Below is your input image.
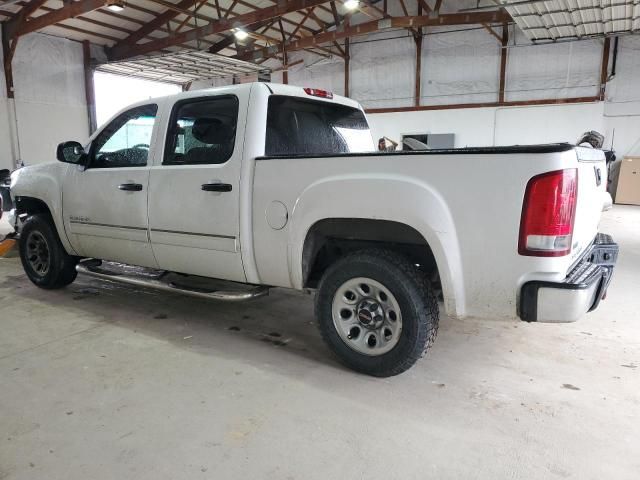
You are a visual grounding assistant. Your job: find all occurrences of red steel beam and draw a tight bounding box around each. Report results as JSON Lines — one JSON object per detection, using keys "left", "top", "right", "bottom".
{"left": 366, "top": 96, "right": 601, "bottom": 114}
{"left": 3, "top": 0, "right": 48, "bottom": 39}
{"left": 83, "top": 40, "right": 97, "bottom": 134}
{"left": 344, "top": 37, "right": 350, "bottom": 97}
{"left": 414, "top": 33, "right": 422, "bottom": 106}
{"left": 498, "top": 23, "right": 508, "bottom": 103}
{"left": 599, "top": 37, "right": 611, "bottom": 101}
{"left": 414, "top": 2, "right": 424, "bottom": 107}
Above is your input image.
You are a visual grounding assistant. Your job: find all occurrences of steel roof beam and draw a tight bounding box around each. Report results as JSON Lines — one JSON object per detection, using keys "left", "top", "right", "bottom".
{"left": 113, "top": 0, "right": 201, "bottom": 48}
{"left": 15, "top": 0, "right": 110, "bottom": 37}
{"left": 108, "top": 0, "right": 334, "bottom": 60}
{"left": 236, "top": 10, "right": 513, "bottom": 61}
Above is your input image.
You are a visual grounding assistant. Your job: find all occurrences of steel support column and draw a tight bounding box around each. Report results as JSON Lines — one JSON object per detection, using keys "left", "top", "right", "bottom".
{"left": 499, "top": 23, "right": 508, "bottom": 103}
{"left": 344, "top": 37, "right": 350, "bottom": 97}
{"left": 599, "top": 37, "right": 611, "bottom": 101}
{"left": 82, "top": 40, "right": 97, "bottom": 134}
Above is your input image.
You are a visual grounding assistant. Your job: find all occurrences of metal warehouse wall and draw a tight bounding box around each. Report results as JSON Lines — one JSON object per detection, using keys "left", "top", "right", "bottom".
{"left": 269, "top": 32, "right": 640, "bottom": 157}
{"left": 0, "top": 33, "right": 89, "bottom": 170}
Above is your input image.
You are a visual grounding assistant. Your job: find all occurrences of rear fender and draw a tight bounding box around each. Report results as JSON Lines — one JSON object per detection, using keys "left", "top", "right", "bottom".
{"left": 288, "top": 174, "right": 466, "bottom": 318}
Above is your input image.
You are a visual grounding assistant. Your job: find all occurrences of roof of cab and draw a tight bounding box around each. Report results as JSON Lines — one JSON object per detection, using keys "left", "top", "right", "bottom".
{"left": 94, "top": 82, "right": 364, "bottom": 138}
{"left": 163, "top": 82, "right": 363, "bottom": 111}
{"left": 261, "top": 83, "right": 363, "bottom": 110}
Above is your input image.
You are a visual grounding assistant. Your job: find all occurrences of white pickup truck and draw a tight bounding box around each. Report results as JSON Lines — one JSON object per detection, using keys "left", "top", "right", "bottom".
{"left": 4, "top": 82, "right": 618, "bottom": 376}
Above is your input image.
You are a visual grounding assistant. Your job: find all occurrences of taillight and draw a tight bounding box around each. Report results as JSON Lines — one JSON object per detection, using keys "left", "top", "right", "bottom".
{"left": 518, "top": 168, "right": 578, "bottom": 257}
{"left": 303, "top": 87, "right": 333, "bottom": 99}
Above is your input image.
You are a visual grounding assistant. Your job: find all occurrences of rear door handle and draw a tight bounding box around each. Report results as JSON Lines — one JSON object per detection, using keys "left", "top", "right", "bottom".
{"left": 118, "top": 183, "right": 143, "bottom": 191}
{"left": 201, "top": 183, "right": 232, "bottom": 192}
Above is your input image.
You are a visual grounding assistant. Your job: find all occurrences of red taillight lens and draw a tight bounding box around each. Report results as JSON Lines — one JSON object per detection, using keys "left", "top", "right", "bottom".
{"left": 518, "top": 168, "right": 578, "bottom": 257}
{"left": 303, "top": 87, "right": 333, "bottom": 99}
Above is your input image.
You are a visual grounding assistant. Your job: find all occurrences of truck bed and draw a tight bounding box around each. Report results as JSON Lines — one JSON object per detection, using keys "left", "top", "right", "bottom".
{"left": 251, "top": 143, "right": 607, "bottom": 321}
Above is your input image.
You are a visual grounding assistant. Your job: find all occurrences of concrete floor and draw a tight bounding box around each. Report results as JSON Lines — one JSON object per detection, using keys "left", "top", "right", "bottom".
{"left": 0, "top": 207, "right": 638, "bottom": 480}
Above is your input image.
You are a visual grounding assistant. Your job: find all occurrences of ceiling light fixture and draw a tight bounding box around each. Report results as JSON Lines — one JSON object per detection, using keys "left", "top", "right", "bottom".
{"left": 107, "top": 1, "right": 125, "bottom": 12}
{"left": 234, "top": 29, "right": 249, "bottom": 41}
{"left": 344, "top": 0, "right": 359, "bottom": 10}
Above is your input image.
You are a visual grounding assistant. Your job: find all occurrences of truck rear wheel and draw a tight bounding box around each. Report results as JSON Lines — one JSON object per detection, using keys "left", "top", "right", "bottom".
{"left": 19, "top": 214, "right": 78, "bottom": 289}
{"left": 315, "top": 249, "right": 439, "bottom": 377}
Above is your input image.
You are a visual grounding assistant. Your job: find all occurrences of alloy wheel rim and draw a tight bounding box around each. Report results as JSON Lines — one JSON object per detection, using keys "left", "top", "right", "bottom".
{"left": 331, "top": 277, "right": 403, "bottom": 356}
{"left": 26, "top": 231, "right": 50, "bottom": 277}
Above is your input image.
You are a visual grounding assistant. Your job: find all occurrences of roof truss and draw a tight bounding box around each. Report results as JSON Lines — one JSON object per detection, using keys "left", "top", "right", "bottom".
{"left": 108, "top": 0, "right": 338, "bottom": 60}
{"left": 1, "top": 1, "right": 515, "bottom": 69}
{"left": 236, "top": 9, "right": 512, "bottom": 62}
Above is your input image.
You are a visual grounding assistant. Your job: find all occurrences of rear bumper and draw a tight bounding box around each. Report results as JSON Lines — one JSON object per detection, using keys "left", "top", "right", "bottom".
{"left": 520, "top": 233, "right": 618, "bottom": 323}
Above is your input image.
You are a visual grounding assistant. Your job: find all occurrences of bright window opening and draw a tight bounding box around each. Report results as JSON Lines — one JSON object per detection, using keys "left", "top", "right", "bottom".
{"left": 94, "top": 72, "right": 180, "bottom": 128}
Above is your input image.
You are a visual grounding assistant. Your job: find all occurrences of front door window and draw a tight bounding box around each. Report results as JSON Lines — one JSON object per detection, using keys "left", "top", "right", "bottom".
{"left": 90, "top": 104, "right": 158, "bottom": 168}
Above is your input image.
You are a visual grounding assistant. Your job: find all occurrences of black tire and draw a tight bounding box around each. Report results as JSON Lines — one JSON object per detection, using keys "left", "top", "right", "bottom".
{"left": 19, "top": 214, "right": 78, "bottom": 289}
{"left": 315, "top": 249, "right": 439, "bottom": 377}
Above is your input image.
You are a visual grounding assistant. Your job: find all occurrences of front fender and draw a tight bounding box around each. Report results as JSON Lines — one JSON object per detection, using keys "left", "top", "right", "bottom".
{"left": 288, "top": 174, "right": 466, "bottom": 318}
{"left": 10, "top": 163, "right": 77, "bottom": 255}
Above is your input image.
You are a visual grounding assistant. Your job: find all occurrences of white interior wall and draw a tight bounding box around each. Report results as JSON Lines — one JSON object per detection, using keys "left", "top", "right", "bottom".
{"left": 506, "top": 29, "right": 602, "bottom": 101}
{"left": 350, "top": 32, "right": 415, "bottom": 109}
{"left": 274, "top": 43, "right": 344, "bottom": 96}
{"left": 0, "top": 36, "right": 14, "bottom": 171}
{"left": 368, "top": 107, "right": 495, "bottom": 147}
{"left": 0, "top": 33, "right": 89, "bottom": 169}
{"left": 601, "top": 36, "right": 640, "bottom": 155}
{"left": 422, "top": 28, "right": 500, "bottom": 105}
{"left": 494, "top": 102, "right": 605, "bottom": 145}
{"left": 280, "top": 25, "right": 605, "bottom": 108}
{"left": 367, "top": 101, "right": 605, "bottom": 148}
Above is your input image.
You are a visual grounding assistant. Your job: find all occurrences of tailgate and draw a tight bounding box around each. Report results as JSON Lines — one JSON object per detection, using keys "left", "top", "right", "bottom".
{"left": 571, "top": 146, "right": 609, "bottom": 262}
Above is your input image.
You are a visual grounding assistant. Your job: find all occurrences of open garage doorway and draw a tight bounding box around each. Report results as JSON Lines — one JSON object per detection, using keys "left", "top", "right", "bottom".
{"left": 94, "top": 72, "right": 180, "bottom": 128}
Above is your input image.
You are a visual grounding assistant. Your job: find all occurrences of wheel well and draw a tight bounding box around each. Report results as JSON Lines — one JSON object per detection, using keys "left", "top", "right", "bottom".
{"left": 302, "top": 218, "right": 440, "bottom": 289}
{"left": 15, "top": 196, "right": 53, "bottom": 218}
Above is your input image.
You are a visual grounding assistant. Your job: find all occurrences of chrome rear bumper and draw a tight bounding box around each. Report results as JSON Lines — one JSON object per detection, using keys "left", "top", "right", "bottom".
{"left": 519, "top": 233, "right": 618, "bottom": 323}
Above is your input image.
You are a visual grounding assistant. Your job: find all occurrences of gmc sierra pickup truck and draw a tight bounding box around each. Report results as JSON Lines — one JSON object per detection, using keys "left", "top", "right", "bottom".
{"left": 4, "top": 82, "right": 618, "bottom": 376}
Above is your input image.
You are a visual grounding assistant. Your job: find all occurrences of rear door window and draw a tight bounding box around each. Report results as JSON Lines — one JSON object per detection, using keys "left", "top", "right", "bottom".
{"left": 164, "top": 95, "right": 239, "bottom": 165}
{"left": 265, "top": 96, "right": 373, "bottom": 156}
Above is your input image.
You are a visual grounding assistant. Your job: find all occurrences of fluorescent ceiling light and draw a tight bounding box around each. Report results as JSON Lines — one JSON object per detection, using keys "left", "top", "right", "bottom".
{"left": 234, "top": 29, "right": 249, "bottom": 41}
{"left": 107, "top": 1, "right": 125, "bottom": 12}
{"left": 344, "top": 0, "right": 359, "bottom": 10}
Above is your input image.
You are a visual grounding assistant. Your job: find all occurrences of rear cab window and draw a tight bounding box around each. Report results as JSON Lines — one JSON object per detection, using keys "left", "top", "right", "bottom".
{"left": 265, "top": 95, "right": 374, "bottom": 156}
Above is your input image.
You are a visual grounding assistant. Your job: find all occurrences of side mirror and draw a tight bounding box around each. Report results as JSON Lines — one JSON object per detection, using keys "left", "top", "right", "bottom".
{"left": 56, "top": 141, "right": 87, "bottom": 165}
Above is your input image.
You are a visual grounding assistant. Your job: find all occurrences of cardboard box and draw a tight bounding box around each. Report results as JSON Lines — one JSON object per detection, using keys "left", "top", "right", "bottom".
{"left": 615, "top": 156, "right": 640, "bottom": 206}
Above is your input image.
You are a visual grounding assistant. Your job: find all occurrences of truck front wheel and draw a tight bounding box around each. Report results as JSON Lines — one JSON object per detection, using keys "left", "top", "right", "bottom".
{"left": 19, "top": 214, "right": 78, "bottom": 289}
{"left": 315, "top": 249, "right": 439, "bottom": 377}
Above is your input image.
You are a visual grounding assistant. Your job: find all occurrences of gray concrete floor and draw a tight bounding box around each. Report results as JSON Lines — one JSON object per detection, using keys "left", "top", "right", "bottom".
{"left": 0, "top": 207, "right": 638, "bottom": 480}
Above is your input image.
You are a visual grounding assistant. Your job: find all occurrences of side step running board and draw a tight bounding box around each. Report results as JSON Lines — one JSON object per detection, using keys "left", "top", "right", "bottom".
{"left": 76, "top": 260, "right": 269, "bottom": 302}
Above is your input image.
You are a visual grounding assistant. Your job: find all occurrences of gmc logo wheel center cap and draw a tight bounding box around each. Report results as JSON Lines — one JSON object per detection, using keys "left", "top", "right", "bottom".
{"left": 356, "top": 300, "right": 383, "bottom": 329}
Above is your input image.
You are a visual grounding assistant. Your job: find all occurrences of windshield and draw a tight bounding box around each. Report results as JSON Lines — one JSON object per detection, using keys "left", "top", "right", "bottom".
{"left": 265, "top": 95, "right": 374, "bottom": 156}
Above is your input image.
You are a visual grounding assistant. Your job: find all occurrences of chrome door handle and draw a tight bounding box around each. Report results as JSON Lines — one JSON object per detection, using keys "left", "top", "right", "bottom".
{"left": 118, "top": 183, "right": 143, "bottom": 191}
{"left": 201, "top": 183, "right": 232, "bottom": 192}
